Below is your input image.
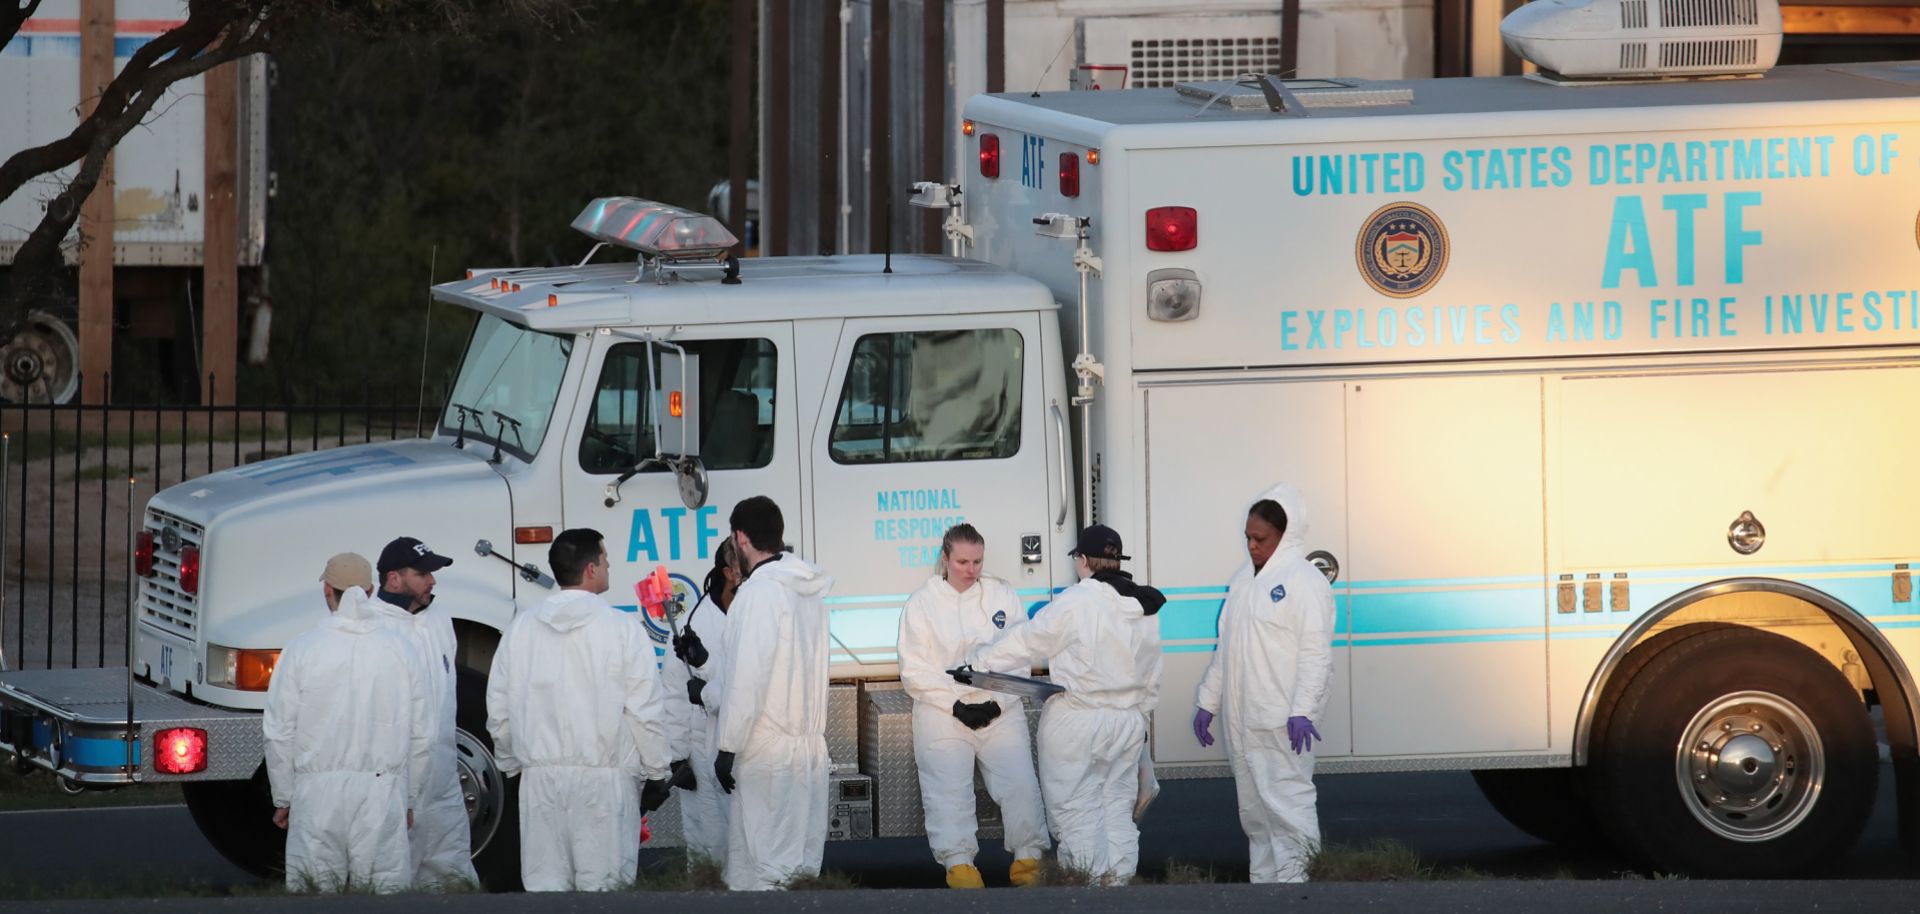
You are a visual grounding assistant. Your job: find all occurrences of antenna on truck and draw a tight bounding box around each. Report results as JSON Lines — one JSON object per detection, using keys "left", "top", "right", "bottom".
{"left": 415, "top": 245, "right": 436, "bottom": 438}
{"left": 1031, "top": 31, "right": 1074, "bottom": 97}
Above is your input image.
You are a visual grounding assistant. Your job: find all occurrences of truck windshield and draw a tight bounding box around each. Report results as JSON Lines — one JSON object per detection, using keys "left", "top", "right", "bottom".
{"left": 438, "top": 315, "right": 572, "bottom": 460}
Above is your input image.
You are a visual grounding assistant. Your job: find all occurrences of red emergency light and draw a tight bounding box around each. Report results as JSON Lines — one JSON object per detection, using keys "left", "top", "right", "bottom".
{"left": 979, "top": 133, "right": 1001, "bottom": 178}
{"left": 1145, "top": 206, "right": 1198, "bottom": 252}
{"left": 1059, "top": 152, "right": 1081, "bottom": 198}
{"left": 134, "top": 531, "right": 155, "bottom": 577}
{"left": 178, "top": 545, "right": 201, "bottom": 595}
{"left": 154, "top": 727, "right": 209, "bottom": 775}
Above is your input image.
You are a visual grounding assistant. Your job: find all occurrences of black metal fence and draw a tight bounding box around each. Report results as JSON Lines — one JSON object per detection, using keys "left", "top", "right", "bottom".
{"left": 0, "top": 378, "right": 432, "bottom": 671}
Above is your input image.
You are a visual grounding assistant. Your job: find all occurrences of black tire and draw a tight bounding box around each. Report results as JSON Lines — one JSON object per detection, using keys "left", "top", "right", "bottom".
{"left": 456, "top": 664, "right": 522, "bottom": 892}
{"left": 1470, "top": 767, "right": 1605, "bottom": 848}
{"left": 182, "top": 763, "right": 286, "bottom": 878}
{"left": 1589, "top": 627, "right": 1875, "bottom": 877}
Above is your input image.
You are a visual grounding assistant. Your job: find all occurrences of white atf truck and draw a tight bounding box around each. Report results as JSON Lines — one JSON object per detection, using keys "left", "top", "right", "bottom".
{"left": 4, "top": 1, "right": 1920, "bottom": 885}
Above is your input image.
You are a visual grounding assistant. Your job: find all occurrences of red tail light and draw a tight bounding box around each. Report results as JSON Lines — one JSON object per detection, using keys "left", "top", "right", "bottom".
{"left": 979, "top": 133, "right": 1001, "bottom": 178}
{"left": 134, "top": 531, "right": 155, "bottom": 577}
{"left": 1059, "top": 152, "right": 1081, "bottom": 198}
{"left": 1145, "top": 206, "right": 1198, "bottom": 252}
{"left": 178, "top": 545, "right": 201, "bottom": 595}
{"left": 154, "top": 727, "right": 209, "bottom": 775}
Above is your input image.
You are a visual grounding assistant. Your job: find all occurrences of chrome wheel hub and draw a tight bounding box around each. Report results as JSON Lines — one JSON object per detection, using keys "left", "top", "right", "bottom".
{"left": 454, "top": 728, "right": 507, "bottom": 855}
{"left": 1676, "top": 690, "right": 1823, "bottom": 842}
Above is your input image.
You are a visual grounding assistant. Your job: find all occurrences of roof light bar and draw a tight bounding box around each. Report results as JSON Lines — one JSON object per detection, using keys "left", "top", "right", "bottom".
{"left": 571, "top": 197, "right": 739, "bottom": 263}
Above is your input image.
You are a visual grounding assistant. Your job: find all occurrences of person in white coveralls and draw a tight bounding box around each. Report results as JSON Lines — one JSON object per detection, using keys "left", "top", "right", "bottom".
{"left": 898, "top": 523, "right": 1051, "bottom": 888}
{"left": 1191, "top": 483, "right": 1337, "bottom": 884}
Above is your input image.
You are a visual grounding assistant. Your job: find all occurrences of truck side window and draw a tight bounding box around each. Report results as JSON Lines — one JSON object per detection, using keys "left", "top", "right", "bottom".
{"left": 579, "top": 338, "right": 778, "bottom": 475}
{"left": 829, "top": 328, "right": 1023, "bottom": 464}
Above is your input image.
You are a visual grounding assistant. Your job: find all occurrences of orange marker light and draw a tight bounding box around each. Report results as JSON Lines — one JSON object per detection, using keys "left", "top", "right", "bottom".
{"left": 962, "top": 119, "right": 976, "bottom": 136}
{"left": 547, "top": 294, "right": 558, "bottom": 307}
{"left": 1087, "top": 148, "right": 1101, "bottom": 166}
{"left": 511, "top": 282, "right": 522, "bottom": 293}
{"left": 668, "top": 391, "right": 684, "bottom": 418}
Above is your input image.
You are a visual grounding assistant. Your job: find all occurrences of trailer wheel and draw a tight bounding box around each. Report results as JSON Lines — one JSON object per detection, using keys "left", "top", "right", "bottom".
{"left": 1470, "top": 767, "right": 1604, "bottom": 848}
{"left": 182, "top": 764, "right": 286, "bottom": 879}
{"left": 456, "top": 665, "right": 521, "bottom": 891}
{"left": 0, "top": 309, "right": 80, "bottom": 404}
{"left": 1590, "top": 627, "right": 1874, "bottom": 877}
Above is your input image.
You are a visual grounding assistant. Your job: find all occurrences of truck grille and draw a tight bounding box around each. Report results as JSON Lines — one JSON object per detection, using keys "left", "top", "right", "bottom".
{"left": 138, "top": 510, "right": 203, "bottom": 640}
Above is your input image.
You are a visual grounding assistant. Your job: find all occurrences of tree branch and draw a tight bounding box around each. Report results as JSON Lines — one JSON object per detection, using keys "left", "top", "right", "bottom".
{"left": 2, "top": 0, "right": 48, "bottom": 52}
{"left": 2, "top": 9, "right": 273, "bottom": 315}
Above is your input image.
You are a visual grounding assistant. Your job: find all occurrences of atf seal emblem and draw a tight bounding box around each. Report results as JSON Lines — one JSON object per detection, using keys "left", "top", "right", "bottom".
{"left": 1356, "top": 202, "right": 1449, "bottom": 298}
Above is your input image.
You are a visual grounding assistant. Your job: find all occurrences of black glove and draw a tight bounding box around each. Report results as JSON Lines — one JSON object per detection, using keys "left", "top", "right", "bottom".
{"left": 952, "top": 699, "right": 1004, "bottom": 731}
{"left": 947, "top": 665, "right": 975, "bottom": 686}
{"left": 641, "top": 777, "right": 672, "bottom": 813}
{"left": 673, "top": 628, "right": 709, "bottom": 668}
{"left": 715, "top": 750, "right": 737, "bottom": 794}
{"left": 687, "top": 676, "right": 707, "bottom": 707}
{"left": 669, "top": 757, "right": 697, "bottom": 792}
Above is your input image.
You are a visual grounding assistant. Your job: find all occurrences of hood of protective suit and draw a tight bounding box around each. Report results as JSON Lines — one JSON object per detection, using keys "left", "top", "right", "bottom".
{"left": 753, "top": 553, "right": 834, "bottom": 597}
{"left": 1091, "top": 570, "right": 1165, "bottom": 616}
{"left": 1254, "top": 482, "right": 1310, "bottom": 563}
{"left": 330, "top": 586, "right": 385, "bottom": 633}
{"left": 535, "top": 589, "right": 606, "bottom": 633}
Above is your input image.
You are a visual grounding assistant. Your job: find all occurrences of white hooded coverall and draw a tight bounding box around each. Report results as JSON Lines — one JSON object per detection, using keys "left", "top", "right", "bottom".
{"left": 898, "top": 574, "right": 1051, "bottom": 868}
{"left": 714, "top": 553, "right": 834, "bottom": 891}
{"left": 485, "top": 588, "right": 673, "bottom": 891}
{"left": 264, "top": 586, "right": 433, "bottom": 893}
{"left": 659, "top": 593, "right": 732, "bottom": 864}
{"left": 364, "top": 593, "right": 479, "bottom": 887}
{"left": 1195, "top": 483, "right": 1337, "bottom": 883}
{"left": 970, "top": 576, "right": 1162, "bottom": 883}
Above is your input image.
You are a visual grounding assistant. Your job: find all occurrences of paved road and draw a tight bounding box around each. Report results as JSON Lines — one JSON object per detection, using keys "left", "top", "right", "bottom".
{"left": 0, "top": 764, "right": 1912, "bottom": 899}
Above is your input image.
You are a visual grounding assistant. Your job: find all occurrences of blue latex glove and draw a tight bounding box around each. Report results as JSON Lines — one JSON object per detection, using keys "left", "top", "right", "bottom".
{"left": 1287, "top": 716, "right": 1321, "bottom": 754}
{"left": 1193, "top": 708, "right": 1216, "bottom": 747}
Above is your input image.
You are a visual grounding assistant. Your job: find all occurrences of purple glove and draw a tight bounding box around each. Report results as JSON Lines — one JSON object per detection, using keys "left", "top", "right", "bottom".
{"left": 1287, "top": 716, "right": 1321, "bottom": 754}
{"left": 1193, "top": 708, "right": 1215, "bottom": 747}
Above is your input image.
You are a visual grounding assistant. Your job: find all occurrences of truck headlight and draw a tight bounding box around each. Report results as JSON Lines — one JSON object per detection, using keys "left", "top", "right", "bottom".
{"left": 206, "top": 645, "right": 279, "bottom": 691}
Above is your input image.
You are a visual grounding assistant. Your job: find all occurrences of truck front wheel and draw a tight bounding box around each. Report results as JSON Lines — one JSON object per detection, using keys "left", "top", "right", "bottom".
{"left": 182, "top": 764, "right": 286, "bottom": 879}
{"left": 456, "top": 665, "right": 521, "bottom": 891}
{"left": 1589, "top": 627, "right": 1875, "bottom": 876}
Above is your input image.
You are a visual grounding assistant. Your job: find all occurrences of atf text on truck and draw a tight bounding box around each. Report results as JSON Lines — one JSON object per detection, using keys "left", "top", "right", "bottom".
{"left": 4, "top": 3, "right": 1920, "bottom": 884}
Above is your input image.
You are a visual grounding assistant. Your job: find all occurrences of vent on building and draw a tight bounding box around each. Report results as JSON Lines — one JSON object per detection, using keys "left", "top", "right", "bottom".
{"left": 1132, "top": 37, "right": 1285, "bottom": 89}
{"left": 1620, "top": 42, "right": 1648, "bottom": 68}
{"left": 1621, "top": 1, "right": 1649, "bottom": 28}
{"left": 1659, "top": 37, "right": 1759, "bottom": 67}
{"left": 1659, "top": 0, "right": 1760, "bottom": 27}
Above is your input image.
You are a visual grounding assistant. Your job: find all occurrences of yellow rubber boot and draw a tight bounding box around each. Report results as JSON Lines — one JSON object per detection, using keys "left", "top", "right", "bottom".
{"left": 1009, "top": 858, "right": 1042, "bottom": 887}
{"left": 946, "top": 864, "right": 986, "bottom": 889}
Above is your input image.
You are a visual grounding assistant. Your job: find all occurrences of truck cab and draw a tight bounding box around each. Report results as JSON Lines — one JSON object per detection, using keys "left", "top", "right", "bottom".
{"left": 57, "top": 201, "right": 1079, "bottom": 883}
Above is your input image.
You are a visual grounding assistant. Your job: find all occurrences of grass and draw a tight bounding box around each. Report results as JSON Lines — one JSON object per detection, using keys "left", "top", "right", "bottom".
{"left": 0, "top": 761, "right": 183, "bottom": 812}
{"left": 1307, "top": 839, "right": 1490, "bottom": 882}
{"left": 630, "top": 852, "right": 728, "bottom": 891}
{"left": 783, "top": 869, "right": 861, "bottom": 890}
{"left": 66, "top": 463, "right": 150, "bottom": 482}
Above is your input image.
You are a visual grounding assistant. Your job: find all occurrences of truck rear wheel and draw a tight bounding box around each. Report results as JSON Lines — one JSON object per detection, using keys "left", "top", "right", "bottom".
{"left": 1589, "top": 627, "right": 1875, "bottom": 877}
{"left": 1469, "top": 767, "right": 1603, "bottom": 848}
{"left": 456, "top": 665, "right": 521, "bottom": 891}
{"left": 182, "top": 764, "right": 286, "bottom": 879}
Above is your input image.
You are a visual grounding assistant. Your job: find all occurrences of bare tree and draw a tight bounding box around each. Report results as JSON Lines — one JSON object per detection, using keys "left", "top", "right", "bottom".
{"left": 0, "top": 0, "right": 582, "bottom": 325}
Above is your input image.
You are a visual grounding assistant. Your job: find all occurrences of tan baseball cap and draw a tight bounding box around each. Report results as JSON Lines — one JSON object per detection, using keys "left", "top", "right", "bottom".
{"left": 319, "top": 553, "right": 374, "bottom": 593}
